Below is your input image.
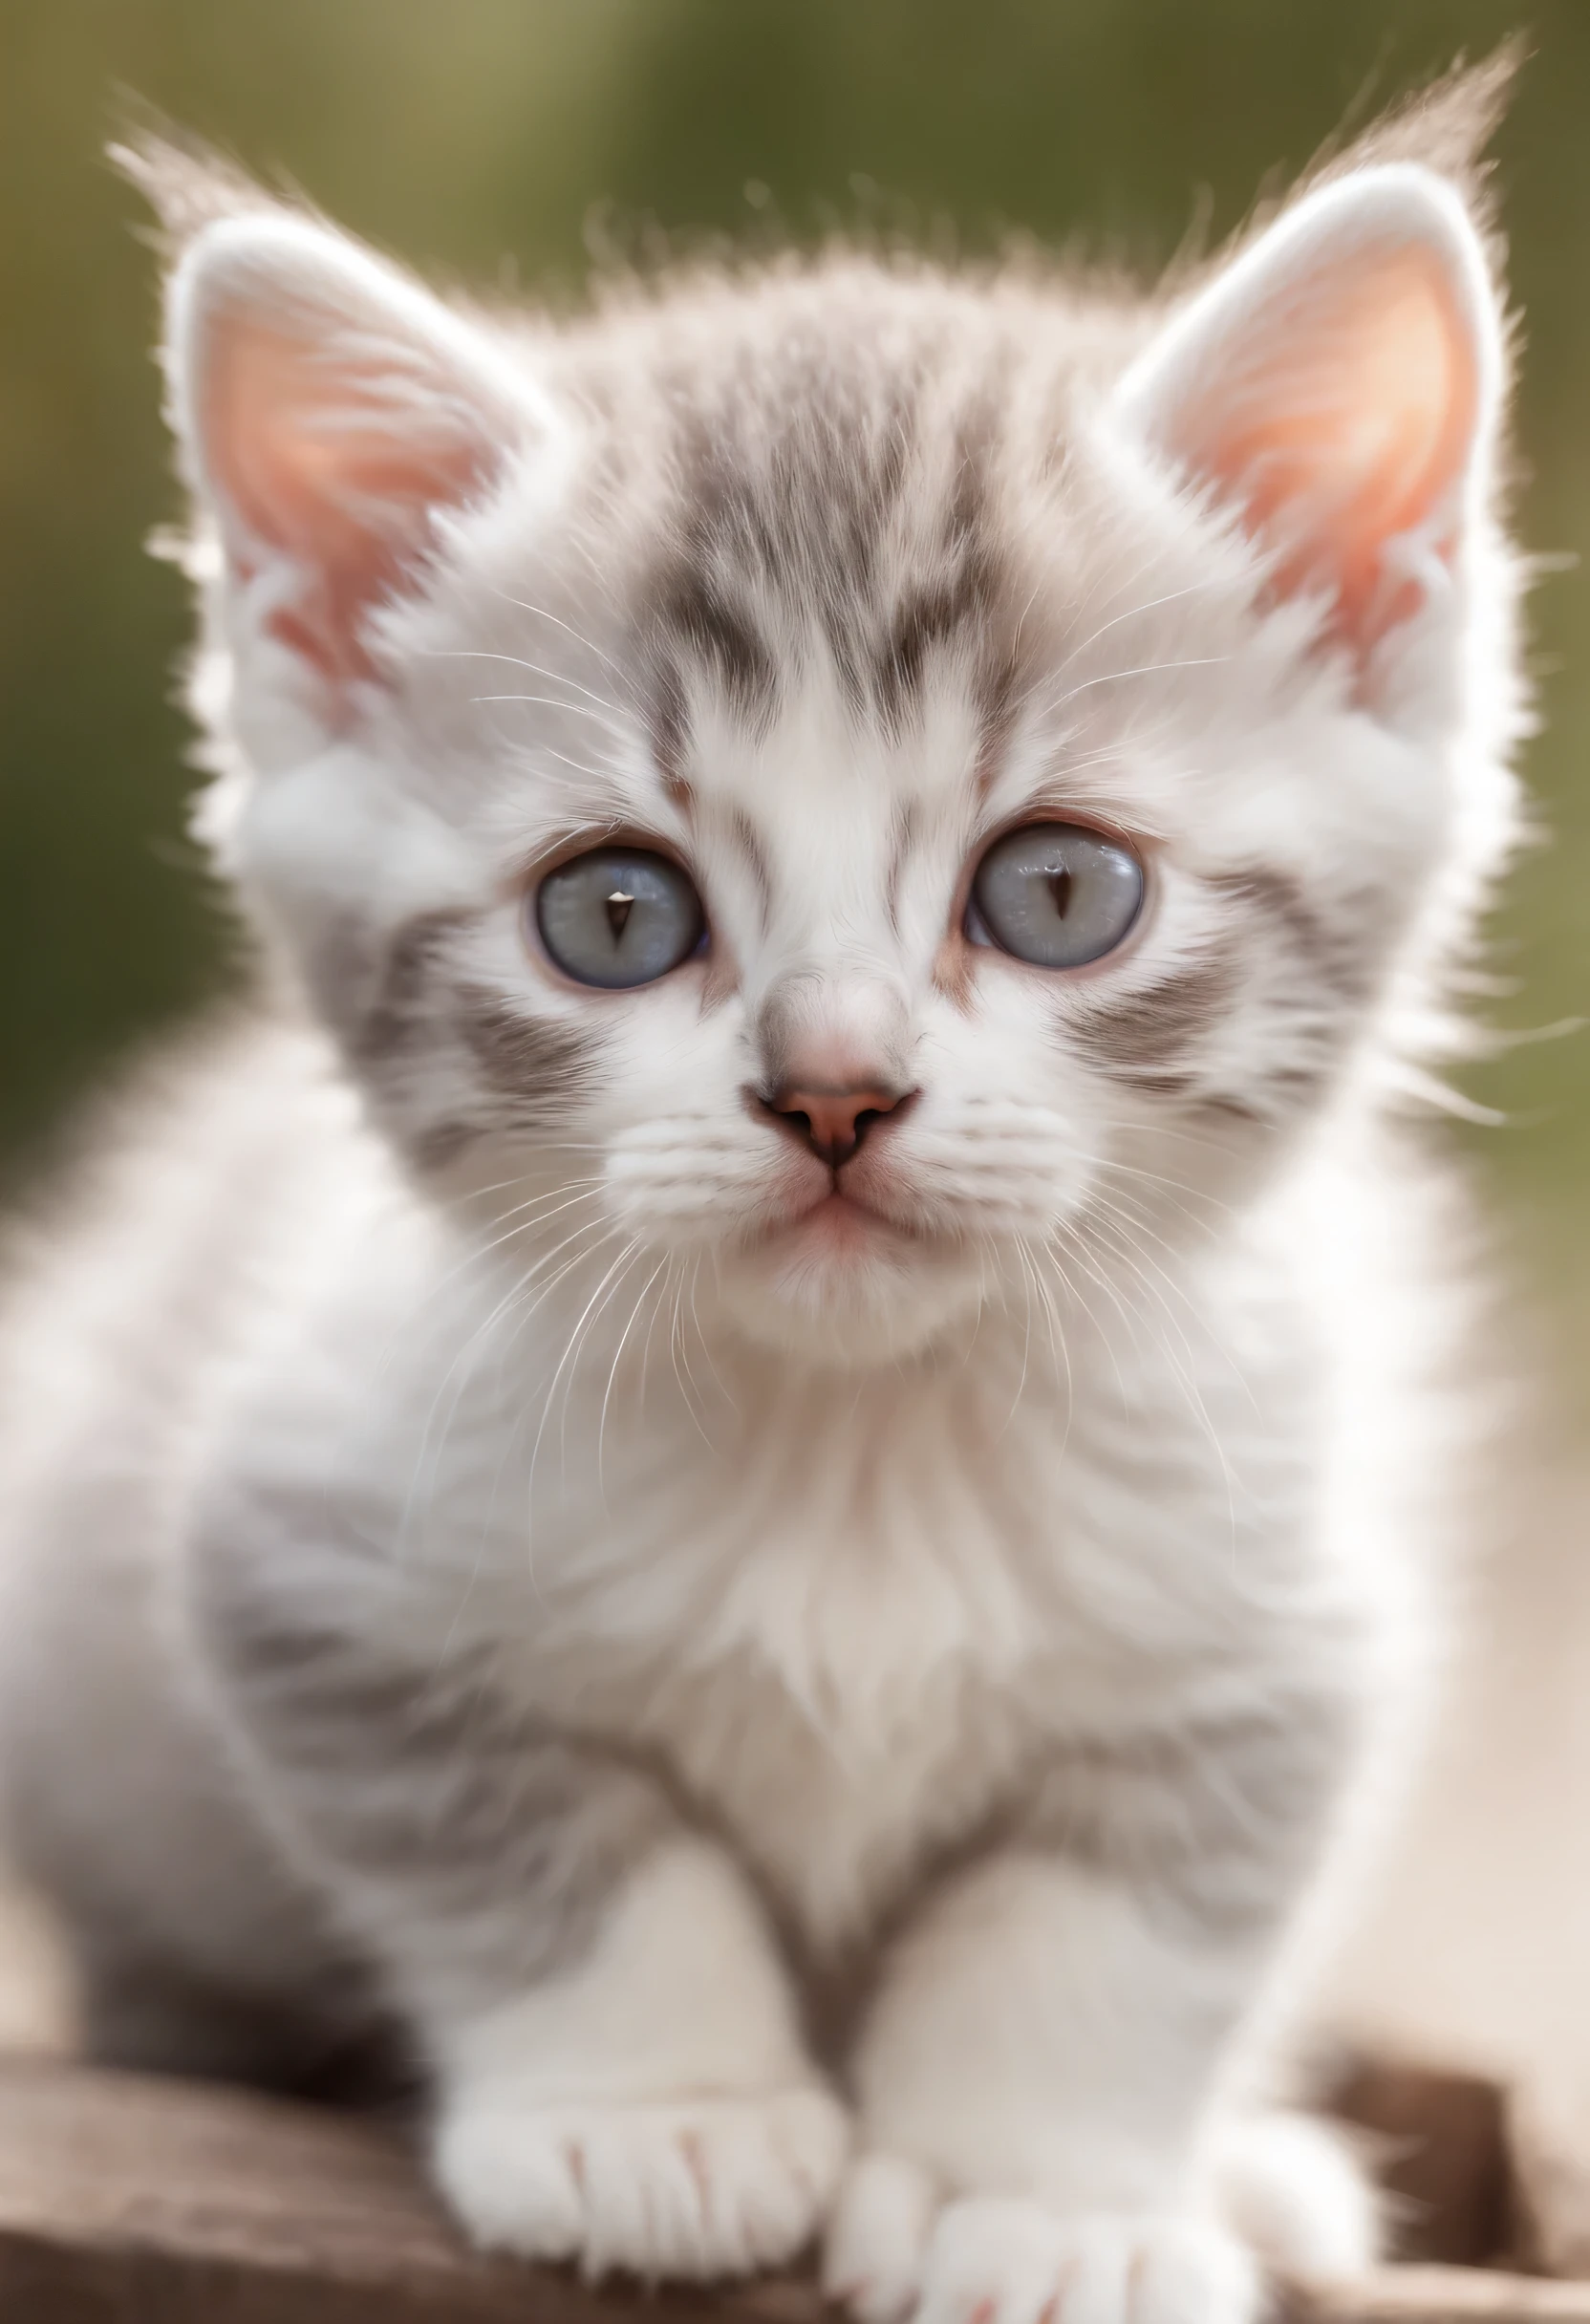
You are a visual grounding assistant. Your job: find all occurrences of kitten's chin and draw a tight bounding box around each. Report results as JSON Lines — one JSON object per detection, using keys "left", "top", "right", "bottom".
{"left": 712, "top": 1200, "right": 985, "bottom": 1366}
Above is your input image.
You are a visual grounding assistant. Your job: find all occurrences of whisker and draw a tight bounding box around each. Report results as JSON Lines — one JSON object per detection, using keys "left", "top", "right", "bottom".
{"left": 484, "top": 592, "right": 632, "bottom": 687}
{"left": 1071, "top": 1215, "right": 1247, "bottom": 1550}
{"left": 597, "top": 1255, "right": 671, "bottom": 1492}
{"left": 1055, "top": 571, "right": 1230, "bottom": 679}
{"left": 399, "top": 1211, "right": 618, "bottom": 1560}
{"left": 472, "top": 691, "right": 626, "bottom": 727}
{"left": 523, "top": 1235, "right": 643, "bottom": 1518}
{"left": 559, "top": 1238, "right": 649, "bottom": 1504}
{"left": 1047, "top": 653, "right": 1232, "bottom": 717}
{"left": 423, "top": 643, "right": 624, "bottom": 717}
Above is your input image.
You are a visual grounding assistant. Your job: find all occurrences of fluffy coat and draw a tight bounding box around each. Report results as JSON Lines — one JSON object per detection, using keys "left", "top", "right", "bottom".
{"left": 0, "top": 68, "right": 1524, "bottom": 2324}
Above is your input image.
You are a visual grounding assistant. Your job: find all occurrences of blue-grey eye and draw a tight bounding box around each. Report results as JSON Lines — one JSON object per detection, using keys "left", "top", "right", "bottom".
{"left": 969, "top": 822, "right": 1144, "bottom": 969}
{"left": 535, "top": 848, "right": 705, "bottom": 989}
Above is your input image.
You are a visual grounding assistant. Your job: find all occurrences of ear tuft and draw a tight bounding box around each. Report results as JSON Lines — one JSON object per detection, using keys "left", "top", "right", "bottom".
{"left": 163, "top": 206, "right": 541, "bottom": 694}
{"left": 1296, "top": 44, "right": 1519, "bottom": 214}
{"left": 1116, "top": 164, "right": 1502, "bottom": 657}
{"left": 112, "top": 128, "right": 276, "bottom": 251}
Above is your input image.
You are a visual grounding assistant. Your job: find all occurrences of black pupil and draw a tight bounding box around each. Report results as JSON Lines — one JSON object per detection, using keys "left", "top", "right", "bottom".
{"left": 605, "top": 889, "right": 635, "bottom": 941}
{"left": 1047, "top": 868, "right": 1072, "bottom": 918}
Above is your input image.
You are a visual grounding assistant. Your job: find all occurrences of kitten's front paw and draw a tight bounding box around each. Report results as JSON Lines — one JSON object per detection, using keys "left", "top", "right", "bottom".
{"left": 1210, "top": 2112, "right": 1378, "bottom": 2281}
{"left": 434, "top": 2083, "right": 849, "bottom": 2280}
{"left": 826, "top": 2161, "right": 1258, "bottom": 2324}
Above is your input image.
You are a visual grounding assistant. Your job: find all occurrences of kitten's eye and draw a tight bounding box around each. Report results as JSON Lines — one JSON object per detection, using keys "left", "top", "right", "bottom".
{"left": 535, "top": 848, "right": 705, "bottom": 989}
{"left": 969, "top": 822, "right": 1144, "bottom": 969}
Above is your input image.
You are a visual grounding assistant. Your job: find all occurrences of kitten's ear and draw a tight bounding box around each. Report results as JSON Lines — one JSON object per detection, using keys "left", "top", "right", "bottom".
{"left": 1114, "top": 164, "right": 1501, "bottom": 656}
{"left": 165, "top": 210, "right": 547, "bottom": 697}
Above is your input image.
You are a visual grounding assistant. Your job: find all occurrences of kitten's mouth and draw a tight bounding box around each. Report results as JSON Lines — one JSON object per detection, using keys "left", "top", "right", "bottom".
{"left": 777, "top": 1185, "right": 922, "bottom": 1255}
{"left": 723, "top": 1178, "right": 976, "bottom": 1355}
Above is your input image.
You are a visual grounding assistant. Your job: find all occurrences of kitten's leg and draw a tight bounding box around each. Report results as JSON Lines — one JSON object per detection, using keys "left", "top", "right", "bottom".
{"left": 827, "top": 1716, "right": 1370, "bottom": 2324}
{"left": 430, "top": 1840, "right": 847, "bottom": 2276}
{"left": 193, "top": 1542, "right": 847, "bottom": 2279}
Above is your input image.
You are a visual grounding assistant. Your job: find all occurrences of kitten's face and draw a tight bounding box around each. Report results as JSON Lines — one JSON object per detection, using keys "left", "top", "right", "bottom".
{"left": 159, "top": 164, "right": 1513, "bottom": 1366}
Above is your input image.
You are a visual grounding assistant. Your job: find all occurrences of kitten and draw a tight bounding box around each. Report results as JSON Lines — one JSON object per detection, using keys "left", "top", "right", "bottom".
{"left": 0, "top": 67, "right": 1524, "bottom": 2324}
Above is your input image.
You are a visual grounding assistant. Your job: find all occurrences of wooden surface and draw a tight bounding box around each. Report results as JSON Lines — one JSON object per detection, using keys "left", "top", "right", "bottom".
{"left": 0, "top": 2056, "right": 641, "bottom": 2321}
{"left": 1, "top": 2056, "right": 1587, "bottom": 2324}
{"left": 1304, "top": 2272, "right": 1590, "bottom": 2323}
{"left": 1327, "top": 2058, "right": 1515, "bottom": 2268}
{"left": 1511, "top": 2079, "right": 1590, "bottom": 2279}
{"left": 0, "top": 2057, "right": 820, "bottom": 2323}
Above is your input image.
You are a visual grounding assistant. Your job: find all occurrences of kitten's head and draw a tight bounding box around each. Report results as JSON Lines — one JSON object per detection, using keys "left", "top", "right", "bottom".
{"left": 138, "top": 92, "right": 1520, "bottom": 1366}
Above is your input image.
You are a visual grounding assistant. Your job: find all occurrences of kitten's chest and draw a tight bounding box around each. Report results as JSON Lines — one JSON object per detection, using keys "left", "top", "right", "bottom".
{"left": 487, "top": 1358, "right": 1318, "bottom": 1953}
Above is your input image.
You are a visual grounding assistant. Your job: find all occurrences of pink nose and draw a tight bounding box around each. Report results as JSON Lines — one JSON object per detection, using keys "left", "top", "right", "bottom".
{"left": 766, "top": 1083, "right": 911, "bottom": 1168}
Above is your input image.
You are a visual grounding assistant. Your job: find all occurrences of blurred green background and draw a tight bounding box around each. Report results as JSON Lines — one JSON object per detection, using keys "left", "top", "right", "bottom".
{"left": 1, "top": 2, "right": 1585, "bottom": 1381}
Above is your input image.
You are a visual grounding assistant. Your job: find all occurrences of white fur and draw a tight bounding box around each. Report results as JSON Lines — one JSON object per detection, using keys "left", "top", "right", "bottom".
{"left": 824, "top": 2118, "right": 1374, "bottom": 2324}
{"left": 1208, "top": 2114, "right": 1379, "bottom": 2282}
{"left": 831, "top": 2184, "right": 1260, "bottom": 2324}
{"left": 853, "top": 1855, "right": 1261, "bottom": 2205}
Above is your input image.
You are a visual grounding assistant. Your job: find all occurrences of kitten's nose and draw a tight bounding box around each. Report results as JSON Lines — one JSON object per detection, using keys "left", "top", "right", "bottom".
{"left": 766, "top": 1083, "right": 911, "bottom": 1168}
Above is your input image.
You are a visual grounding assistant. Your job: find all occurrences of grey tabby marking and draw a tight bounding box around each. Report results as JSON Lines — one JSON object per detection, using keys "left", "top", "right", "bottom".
{"left": 353, "top": 909, "right": 473, "bottom": 1065}
{"left": 641, "top": 346, "right": 1024, "bottom": 777}
{"left": 349, "top": 908, "right": 596, "bottom": 1170}
{"left": 1003, "top": 1703, "right": 1364, "bottom": 1941}
{"left": 195, "top": 1493, "right": 681, "bottom": 2002}
{"left": 454, "top": 982, "right": 592, "bottom": 1110}
{"left": 1210, "top": 870, "right": 1382, "bottom": 1012}
{"left": 1068, "top": 958, "right": 1238, "bottom": 1090}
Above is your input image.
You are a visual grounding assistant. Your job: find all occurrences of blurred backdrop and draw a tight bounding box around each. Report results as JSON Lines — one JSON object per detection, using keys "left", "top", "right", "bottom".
{"left": 1, "top": 0, "right": 1585, "bottom": 1392}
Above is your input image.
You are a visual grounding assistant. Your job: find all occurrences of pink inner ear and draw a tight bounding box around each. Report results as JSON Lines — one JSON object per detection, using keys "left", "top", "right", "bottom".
{"left": 202, "top": 310, "right": 499, "bottom": 686}
{"left": 1171, "top": 247, "right": 1479, "bottom": 649}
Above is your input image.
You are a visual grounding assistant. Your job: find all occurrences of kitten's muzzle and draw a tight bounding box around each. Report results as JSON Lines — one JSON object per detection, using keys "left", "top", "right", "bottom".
{"left": 760, "top": 1081, "right": 917, "bottom": 1169}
